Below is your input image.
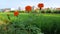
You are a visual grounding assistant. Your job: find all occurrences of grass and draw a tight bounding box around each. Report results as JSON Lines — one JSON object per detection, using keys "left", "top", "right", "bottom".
{"left": 0, "top": 13, "right": 60, "bottom": 34}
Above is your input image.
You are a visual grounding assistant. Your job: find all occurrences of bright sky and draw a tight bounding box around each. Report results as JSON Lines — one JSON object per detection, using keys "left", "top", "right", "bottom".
{"left": 0, "top": 0, "right": 60, "bottom": 9}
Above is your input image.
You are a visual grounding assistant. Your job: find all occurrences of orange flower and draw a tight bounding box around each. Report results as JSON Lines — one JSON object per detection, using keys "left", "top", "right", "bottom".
{"left": 25, "top": 6, "right": 32, "bottom": 12}
{"left": 14, "top": 10, "right": 19, "bottom": 16}
{"left": 38, "top": 3, "right": 44, "bottom": 10}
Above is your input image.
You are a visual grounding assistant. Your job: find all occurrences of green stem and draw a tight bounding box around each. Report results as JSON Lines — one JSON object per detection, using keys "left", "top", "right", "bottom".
{"left": 7, "top": 16, "right": 10, "bottom": 20}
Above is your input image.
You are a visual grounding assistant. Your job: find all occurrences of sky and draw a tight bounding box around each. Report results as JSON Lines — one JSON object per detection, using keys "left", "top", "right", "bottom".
{"left": 0, "top": 0, "right": 60, "bottom": 10}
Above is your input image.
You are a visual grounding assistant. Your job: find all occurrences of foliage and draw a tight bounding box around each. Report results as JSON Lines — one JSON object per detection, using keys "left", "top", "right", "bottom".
{"left": 0, "top": 13, "right": 60, "bottom": 34}
{"left": 19, "top": 11, "right": 25, "bottom": 13}
{"left": 10, "top": 11, "right": 15, "bottom": 12}
{"left": 53, "top": 10, "right": 60, "bottom": 14}
{"left": 0, "top": 13, "right": 41, "bottom": 34}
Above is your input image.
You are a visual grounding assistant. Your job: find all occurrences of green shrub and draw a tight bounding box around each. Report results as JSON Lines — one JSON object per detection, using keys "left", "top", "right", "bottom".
{"left": 41, "top": 10, "right": 45, "bottom": 13}
{"left": 53, "top": 10, "right": 60, "bottom": 14}
{"left": 10, "top": 11, "right": 15, "bottom": 12}
{"left": 45, "top": 10, "right": 51, "bottom": 13}
{"left": 19, "top": 11, "right": 25, "bottom": 13}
